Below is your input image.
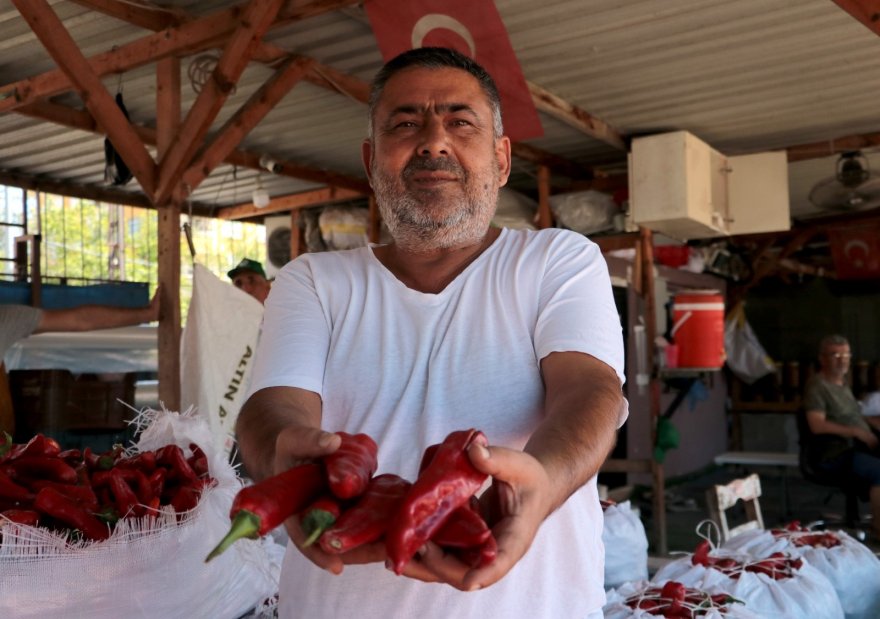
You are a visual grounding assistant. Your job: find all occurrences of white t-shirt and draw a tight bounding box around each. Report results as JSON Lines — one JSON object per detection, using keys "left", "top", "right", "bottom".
{"left": 249, "top": 227, "right": 626, "bottom": 619}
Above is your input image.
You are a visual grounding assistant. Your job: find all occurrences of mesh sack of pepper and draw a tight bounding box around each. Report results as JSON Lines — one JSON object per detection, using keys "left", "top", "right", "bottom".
{"left": 0, "top": 407, "right": 283, "bottom": 619}
{"left": 603, "top": 579, "right": 762, "bottom": 618}
{"left": 652, "top": 540, "right": 844, "bottom": 619}
{"left": 722, "top": 524, "right": 880, "bottom": 619}
{"left": 602, "top": 499, "right": 649, "bottom": 589}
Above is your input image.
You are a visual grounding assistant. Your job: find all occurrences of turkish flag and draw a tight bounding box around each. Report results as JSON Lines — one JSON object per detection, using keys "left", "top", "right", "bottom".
{"left": 828, "top": 223, "right": 880, "bottom": 279}
{"left": 365, "top": 0, "right": 543, "bottom": 142}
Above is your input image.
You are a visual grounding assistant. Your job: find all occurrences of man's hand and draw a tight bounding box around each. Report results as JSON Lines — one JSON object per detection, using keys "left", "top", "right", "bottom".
{"left": 854, "top": 426, "right": 879, "bottom": 450}
{"left": 396, "top": 441, "right": 553, "bottom": 591}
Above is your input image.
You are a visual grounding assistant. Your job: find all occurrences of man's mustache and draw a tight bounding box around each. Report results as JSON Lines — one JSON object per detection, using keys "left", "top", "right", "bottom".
{"left": 403, "top": 157, "right": 465, "bottom": 179}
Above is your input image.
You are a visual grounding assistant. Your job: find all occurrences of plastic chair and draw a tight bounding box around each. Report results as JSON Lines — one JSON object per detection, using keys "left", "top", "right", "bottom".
{"left": 795, "top": 408, "right": 863, "bottom": 527}
{"left": 706, "top": 473, "right": 764, "bottom": 544}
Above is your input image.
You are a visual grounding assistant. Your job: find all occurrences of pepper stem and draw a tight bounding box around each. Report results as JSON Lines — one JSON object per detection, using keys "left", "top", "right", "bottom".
{"left": 301, "top": 509, "right": 337, "bottom": 547}
{"left": 204, "top": 510, "right": 262, "bottom": 562}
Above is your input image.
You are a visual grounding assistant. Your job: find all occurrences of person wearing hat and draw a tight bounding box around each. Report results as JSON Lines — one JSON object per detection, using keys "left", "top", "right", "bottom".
{"left": 228, "top": 258, "right": 271, "bottom": 305}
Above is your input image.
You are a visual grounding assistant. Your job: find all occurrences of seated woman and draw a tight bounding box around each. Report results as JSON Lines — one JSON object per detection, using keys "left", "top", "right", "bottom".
{"left": 804, "top": 334, "right": 880, "bottom": 540}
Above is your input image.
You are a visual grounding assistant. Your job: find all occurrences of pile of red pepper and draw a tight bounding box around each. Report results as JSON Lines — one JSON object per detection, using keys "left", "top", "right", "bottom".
{"left": 623, "top": 581, "right": 742, "bottom": 618}
{"left": 770, "top": 521, "right": 842, "bottom": 548}
{"left": 207, "top": 428, "right": 497, "bottom": 573}
{"left": 691, "top": 540, "right": 803, "bottom": 580}
{"left": 0, "top": 431, "right": 214, "bottom": 542}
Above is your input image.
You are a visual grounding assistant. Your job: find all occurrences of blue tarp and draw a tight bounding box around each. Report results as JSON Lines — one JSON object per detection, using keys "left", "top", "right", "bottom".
{"left": 0, "top": 281, "right": 148, "bottom": 309}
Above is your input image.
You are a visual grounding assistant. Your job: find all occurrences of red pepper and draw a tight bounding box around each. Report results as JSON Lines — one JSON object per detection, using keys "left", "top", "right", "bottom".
{"left": 157, "top": 445, "right": 199, "bottom": 484}
{"left": 431, "top": 499, "right": 491, "bottom": 549}
{"left": 1, "top": 509, "right": 41, "bottom": 527}
{"left": 29, "top": 480, "right": 98, "bottom": 510}
{"left": 106, "top": 467, "right": 154, "bottom": 505}
{"left": 8, "top": 456, "right": 78, "bottom": 485}
{"left": 323, "top": 432, "right": 378, "bottom": 499}
{"left": 83, "top": 446, "right": 118, "bottom": 471}
{"left": 454, "top": 532, "right": 497, "bottom": 569}
{"left": 319, "top": 473, "right": 411, "bottom": 554}
{"left": 0, "top": 468, "right": 34, "bottom": 502}
{"left": 115, "top": 451, "right": 157, "bottom": 474}
{"left": 385, "top": 429, "right": 489, "bottom": 574}
{"left": 418, "top": 444, "right": 440, "bottom": 474}
{"left": 57, "top": 449, "right": 83, "bottom": 465}
{"left": 205, "top": 462, "right": 325, "bottom": 562}
{"left": 187, "top": 443, "right": 210, "bottom": 478}
{"left": 9, "top": 434, "right": 62, "bottom": 461}
{"left": 148, "top": 468, "right": 166, "bottom": 501}
{"left": 34, "top": 487, "right": 110, "bottom": 541}
{"left": 300, "top": 495, "right": 342, "bottom": 547}
{"left": 109, "top": 468, "right": 142, "bottom": 518}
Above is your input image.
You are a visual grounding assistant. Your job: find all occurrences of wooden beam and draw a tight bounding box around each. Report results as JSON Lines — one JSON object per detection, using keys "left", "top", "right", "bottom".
{"left": 68, "top": 0, "right": 185, "bottom": 30}
{"left": 155, "top": 0, "right": 285, "bottom": 204}
{"left": 18, "top": 99, "right": 370, "bottom": 193}
{"left": 0, "top": 0, "right": 362, "bottom": 115}
{"left": 13, "top": 0, "right": 157, "bottom": 196}
{"left": 156, "top": 57, "right": 181, "bottom": 162}
{"left": 831, "top": 0, "right": 880, "bottom": 36}
{"left": 510, "top": 142, "right": 593, "bottom": 180}
{"left": 527, "top": 81, "right": 627, "bottom": 151}
{"left": 181, "top": 56, "right": 314, "bottom": 193}
{"left": 786, "top": 130, "right": 880, "bottom": 162}
{"left": 0, "top": 169, "right": 152, "bottom": 208}
{"left": 217, "top": 186, "right": 365, "bottom": 219}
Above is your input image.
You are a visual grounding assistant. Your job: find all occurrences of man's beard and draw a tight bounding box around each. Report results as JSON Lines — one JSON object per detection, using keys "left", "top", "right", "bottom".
{"left": 371, "top": 156, "right": 499, "bottom": 253}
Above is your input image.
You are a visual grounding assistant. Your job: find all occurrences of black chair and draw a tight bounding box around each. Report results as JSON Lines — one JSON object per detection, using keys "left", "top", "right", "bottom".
{"left": 794, "top": 408, "right": 864, "bottom": 527}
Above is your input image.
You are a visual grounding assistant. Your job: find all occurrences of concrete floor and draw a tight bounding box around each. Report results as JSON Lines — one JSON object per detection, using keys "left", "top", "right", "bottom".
{"left": 629, "top": 464, "right": 872, "bottom": 558}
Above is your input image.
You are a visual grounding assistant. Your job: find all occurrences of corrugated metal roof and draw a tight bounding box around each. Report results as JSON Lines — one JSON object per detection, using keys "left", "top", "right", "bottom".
{"left": 1, "top": 0, "right": 879, "bottom": 220}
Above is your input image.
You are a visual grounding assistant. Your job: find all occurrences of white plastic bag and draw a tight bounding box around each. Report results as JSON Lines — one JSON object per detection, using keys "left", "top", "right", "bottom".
{"left": 602, "top": 500, "right": 649, "bottom": 589}
{"left": 0, "top": 408, "right": 282, "bottom": 619}
{"left": 724, "top": 303, "right": 776, "bottom": 384}
{"left": 653, "top": 547, "right": 843, "bottom": 619}
{"left": 549, "top": 189, "right": 618, "bottom": 235}
{"left": 724, "top": 528, "right": 880, "bottom": 619}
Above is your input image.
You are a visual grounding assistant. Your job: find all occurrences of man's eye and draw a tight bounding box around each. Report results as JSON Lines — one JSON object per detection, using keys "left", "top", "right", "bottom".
{"left": 394, "top": 121, "right": 417, "bottom": 129}
{"left": 450, "top": 119, "right": 473, "bottom": 127}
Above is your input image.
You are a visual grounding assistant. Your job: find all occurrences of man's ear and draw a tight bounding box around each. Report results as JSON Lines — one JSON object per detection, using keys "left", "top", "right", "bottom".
{"left": 495, "top": 136, "right": 512, "bottom": 186}
{"left": 362, "top": 139, "right": 374, "bottom": 185}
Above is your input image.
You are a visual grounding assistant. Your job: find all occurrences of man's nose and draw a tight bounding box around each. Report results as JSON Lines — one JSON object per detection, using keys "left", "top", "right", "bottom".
{"left": 417, "top": 118, "right": 449, "bottom": 157}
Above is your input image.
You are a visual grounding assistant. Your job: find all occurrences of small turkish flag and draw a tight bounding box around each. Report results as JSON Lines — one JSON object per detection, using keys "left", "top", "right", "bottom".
{"left": 828, "top": 223, "right": 880, "bottom": 279}
{"left": 365, "top": 0, "right": 543, "bottom": 142}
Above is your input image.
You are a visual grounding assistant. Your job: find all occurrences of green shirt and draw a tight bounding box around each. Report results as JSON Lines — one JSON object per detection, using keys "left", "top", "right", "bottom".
{"left": 803, "top": 374, "right": 870, "bottom": 463}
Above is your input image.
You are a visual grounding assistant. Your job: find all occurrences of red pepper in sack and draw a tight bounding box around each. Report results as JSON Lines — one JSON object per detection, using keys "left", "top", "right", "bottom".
{"left": 187, "top": 443, "right": 210, "bottom": 478}
{"left": 29, "top": 480, "right": 98, "bottom": 510}
{"left": 301, "top": 495, "right": 342, "bottom": 547}
{"left": 157, "top": 445, "right": 199, "bottom": 484}
{"left": 1, "top": 508, "right": 41, "bottom": 527}
{"left": 0, "top": 468, "right": 34, "bottom": 502}
{"left": 8, "top": 456, "right": 78, "bottom": 484}
{"left": 34, "top": 487, "right": 110, "bottom": 541}
{"left": 319, "top": 473, "right": 411, "bottom": 554}
{"left": 108, "top": 468, "right": 142, "bottom": 518}
{"left": 115, "top": 450, "right": 157, "bottom": 474}
{"left": 323, "top": 432, "right": 378, "bottom": 499}
{"left": 386, "top": 429, "right": 489, "bottom": 574}
{"left": 205, "top": 462, "right": 325, "bottom": 562}
{"left": 4, "top": 434, "right": 62, "bottom": 462}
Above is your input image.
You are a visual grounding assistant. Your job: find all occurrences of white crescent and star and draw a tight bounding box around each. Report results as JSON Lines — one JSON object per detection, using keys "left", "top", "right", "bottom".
{"left": 843, "top": 239, "right": 870, "bottom": 268}
{"left": 411, "top": 14, "right": 476, "bottom": 57}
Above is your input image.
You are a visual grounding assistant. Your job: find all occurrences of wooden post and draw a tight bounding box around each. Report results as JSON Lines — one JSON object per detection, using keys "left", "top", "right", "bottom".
{"left": 156, "top": 56, "right": 181, "bottom": 410}
{"left": 289, "top": 210, "right": 302, "bottom": 258}
{"left": 536, "top": 165, "right": 553, "bottom": 229}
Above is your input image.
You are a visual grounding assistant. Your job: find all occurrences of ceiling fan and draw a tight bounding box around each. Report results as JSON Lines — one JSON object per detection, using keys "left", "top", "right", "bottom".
{"left": 808, "top": 151, "right": 880, "bottom": 211}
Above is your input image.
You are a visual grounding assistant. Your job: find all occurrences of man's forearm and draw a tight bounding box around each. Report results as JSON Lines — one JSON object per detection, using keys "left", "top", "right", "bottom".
{"left": 526, "top": 352, "right": 623, "bottom": 515}
{"left": 236, "top": 386, "right": 322, "bottom": 481}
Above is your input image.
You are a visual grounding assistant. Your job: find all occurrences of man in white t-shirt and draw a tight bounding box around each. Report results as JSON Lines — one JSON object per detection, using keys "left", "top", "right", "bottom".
{"left": 236, "top": 47, "right": 626, "bottom": 619}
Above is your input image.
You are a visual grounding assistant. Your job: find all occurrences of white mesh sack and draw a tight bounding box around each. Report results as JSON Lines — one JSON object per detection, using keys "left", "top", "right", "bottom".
{"left": 602, "top": 500, "right": 649, "bottom": 589}
{"left": 723, "top": 527, "right": 880, "bottom": 619}
{"left": 0, "top": 408, "right": 283, "bottom": 619}
{"left": 653, "top": 545, "right": 843, "bottom": 619}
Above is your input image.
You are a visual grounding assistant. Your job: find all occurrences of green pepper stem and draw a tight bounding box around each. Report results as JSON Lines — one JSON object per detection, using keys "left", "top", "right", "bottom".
{"left": 204, "top": 510, "right": 262, "bottom": 562}
{"left": 301, "top": 509, "right": 336, "bottom": 547}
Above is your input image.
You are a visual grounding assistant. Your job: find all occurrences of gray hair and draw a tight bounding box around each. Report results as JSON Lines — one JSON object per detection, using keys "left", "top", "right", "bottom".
{"left": 819, "top": 334, "right": 849, "bottom": 353}
{"left": 367, "top": 47, "right": 504, "bottom": 139}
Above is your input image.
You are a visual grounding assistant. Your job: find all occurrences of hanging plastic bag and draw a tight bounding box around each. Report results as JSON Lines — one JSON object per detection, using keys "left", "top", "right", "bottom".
{"left": 602, "top": 500, "right": 649, "bottom": 589}
{"left": 724, "top": 303, "right": 776, "bottom": 384}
